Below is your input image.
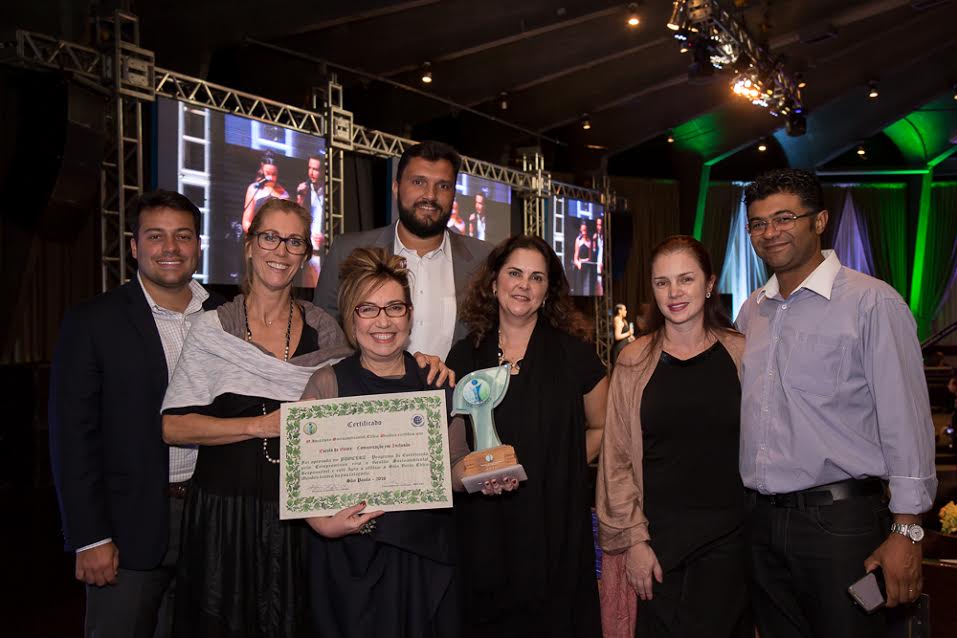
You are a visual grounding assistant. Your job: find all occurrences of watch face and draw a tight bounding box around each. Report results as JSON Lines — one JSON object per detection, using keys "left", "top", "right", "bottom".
{"left": 908, "top": 525, "right": 925, "bottom": 542}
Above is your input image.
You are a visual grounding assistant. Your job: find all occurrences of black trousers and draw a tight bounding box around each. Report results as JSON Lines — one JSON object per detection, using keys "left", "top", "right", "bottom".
{"left": 745, "top": 489, "right": 892, "bottom": 638}
{"left": 635, "top": 527, "right": 751, "bottom": 638}
{"left": 84, "top": 496, "right": 184, "bottom": 638}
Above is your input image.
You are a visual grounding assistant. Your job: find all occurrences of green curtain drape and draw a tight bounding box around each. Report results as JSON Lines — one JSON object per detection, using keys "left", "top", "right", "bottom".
{"left": 608, "top": 177, "right": 680, "bottom": 314}
{"left": 848, "top": 185, "right": 910, "bottom": 300}
{"left": 913, "top": 184, "right": 957, "bottom": 337}
{"left": 700, "top": 182, "right": 742, "bottom": 281}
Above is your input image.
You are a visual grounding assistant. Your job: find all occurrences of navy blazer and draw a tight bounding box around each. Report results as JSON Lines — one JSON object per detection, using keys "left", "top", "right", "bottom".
{"left": 48, "top": 279, "right": 223, "bottom": 570}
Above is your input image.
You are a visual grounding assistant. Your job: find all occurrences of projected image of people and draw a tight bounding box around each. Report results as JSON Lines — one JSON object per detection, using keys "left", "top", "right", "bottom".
{"left": 297, "top": 153, "right": 326, "bottom": 287}
{"left": 242, "top": 152, "right": 289, "bottom": 232}
{"left": 447, "top": 200, "right": 466, "bottom": 235}
{"left": 552, "top": 198, "right": 604, "bottom": 296}
{"left": 572, "top": 221, "right": 596, "bottom": 295}
{"left": 155, "top": 97, "right": 327, "bottom": 286}
{"left": 468, "top": 191, "right": 487, "bottom": 240}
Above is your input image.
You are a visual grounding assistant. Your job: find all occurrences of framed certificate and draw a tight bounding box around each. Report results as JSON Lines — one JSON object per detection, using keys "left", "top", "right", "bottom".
{"left": 279, "top": 390, "right": 453, "bottom": 520}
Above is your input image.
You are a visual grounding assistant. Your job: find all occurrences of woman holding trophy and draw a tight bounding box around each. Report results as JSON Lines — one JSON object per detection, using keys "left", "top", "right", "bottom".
{"left": 446, "top": 234, "right": 609, "bottom": 638}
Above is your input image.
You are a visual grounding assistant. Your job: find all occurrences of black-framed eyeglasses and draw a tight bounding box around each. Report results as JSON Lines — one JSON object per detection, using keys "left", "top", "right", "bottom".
{"left": 254, "top": 231, "right": 308, "bottom": 254}
{"left": 746, "top": 210, "right": 819, "bottom": 235}
{"left": 354, "top": 302, "right": 412, "bottom": 319}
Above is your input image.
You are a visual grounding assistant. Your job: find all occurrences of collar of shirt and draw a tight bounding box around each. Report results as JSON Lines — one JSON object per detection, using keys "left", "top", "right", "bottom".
{"left": 137, "top": 271, "right": 209, "bottom": 316}
{"left": 393, "top": 224, "right": 450, "bottom": 261}
{"left": 757, "top": 250, "right": 841, "bottom": 304}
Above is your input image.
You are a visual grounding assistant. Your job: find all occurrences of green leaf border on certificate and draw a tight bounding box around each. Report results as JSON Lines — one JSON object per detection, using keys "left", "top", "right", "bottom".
{"left": 284, "top": 395, "right": 446, "bottom": 512}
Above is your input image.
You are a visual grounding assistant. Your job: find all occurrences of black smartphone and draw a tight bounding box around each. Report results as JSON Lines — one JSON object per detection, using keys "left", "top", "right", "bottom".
{"left": 848, "top": 567, "right": 886, "bottom": 613}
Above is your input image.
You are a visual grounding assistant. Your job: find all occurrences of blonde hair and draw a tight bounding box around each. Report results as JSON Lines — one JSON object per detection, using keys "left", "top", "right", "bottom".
{"left": 337, "top": 247, "right": 412, "bottom": 348}
{"left": 241, "top": 198, "right": 313, "bottom": 293}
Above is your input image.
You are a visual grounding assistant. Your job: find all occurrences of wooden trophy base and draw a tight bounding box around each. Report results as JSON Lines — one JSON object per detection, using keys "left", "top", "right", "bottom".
{"left": 460, "top": 445, "right": 527, "bottom": 494}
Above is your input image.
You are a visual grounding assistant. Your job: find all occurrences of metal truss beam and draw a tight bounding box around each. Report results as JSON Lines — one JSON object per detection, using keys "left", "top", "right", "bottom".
{"left": 593, "top": 176, "right": 617, "bottom": 370}
{"left": 521, "top": 153, "right": 549, "bottom": 238}
{"left": 11, "top": 30, "right": 105, "bottom": 81}
{"left": 552, "top": 180, "right": 603, "bottom": 204}
{"left": 155, "top": 69, "right": 326, "bottom": 137}
{"left": 350, "top": 123, "right": 536, "bottom": 190}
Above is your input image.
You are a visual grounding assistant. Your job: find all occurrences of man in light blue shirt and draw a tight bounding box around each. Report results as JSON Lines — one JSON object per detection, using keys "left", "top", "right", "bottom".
{"left": 736, "top": 169, "right": 937, "bottom": 637}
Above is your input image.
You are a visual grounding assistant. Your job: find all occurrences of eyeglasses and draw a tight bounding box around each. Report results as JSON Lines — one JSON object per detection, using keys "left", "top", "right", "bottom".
{"left": 354, "top": 302, "right": 412, "bottom": 319}
{"left": 746, "top": 210, "right": 819, "bottom": 235}
{"left": 254, "top": 231, "right": 308, "bottom": 255}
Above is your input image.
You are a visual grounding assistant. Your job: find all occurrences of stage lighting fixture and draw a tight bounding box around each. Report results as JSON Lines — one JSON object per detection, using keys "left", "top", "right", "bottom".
{"left": 627, "top": 3, "right": 641, "bottom": 27}
{"left": 667, "top": 130, "right": 675, "bottom": 143}
{"left": 952, "top": 85, "right": 957, "bottom": 100}
{"left": 867, "top": 81, "right": 879, "bottom": 99}
{"left": 785, "top": 111, "right": 807, "bottom": 137}
{"left": 421, "top": 62, "right": 433, "bottom": 84}
{"left": 667, "top": 0, "right": 686, "bottom": 30}
{"left": 796, "top": 73, "right": 807, "bottom": 89}
{"left": 757, "top": 139, "right": 768, "bottom": 152}
{"left": 671, "top": 0, "right": 805, "bottom": 130}
{"left": 581, "top": 114, "right": 592, "bottom": 130}
{"left": 857, "top": 145, "right": 866, "bottom": 157}
{"left": 688, "top": 37, "right": 717, "bottom": 81}
{"left": 499, "top": 92, "right": 508, "bottom": 111}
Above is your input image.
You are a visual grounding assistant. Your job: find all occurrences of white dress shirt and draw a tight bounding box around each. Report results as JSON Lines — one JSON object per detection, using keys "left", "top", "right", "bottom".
{"left": 394, "top": 227, "right": 457, "bottom": 359}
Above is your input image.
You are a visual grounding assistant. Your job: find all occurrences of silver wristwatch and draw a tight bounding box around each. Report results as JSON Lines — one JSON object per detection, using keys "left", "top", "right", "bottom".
{"left": 890, "top": 522, "right": 925, "bottom": 543}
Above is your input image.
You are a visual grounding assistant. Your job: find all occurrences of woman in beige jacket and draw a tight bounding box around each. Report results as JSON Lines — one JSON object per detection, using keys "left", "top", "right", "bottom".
{"left": 596, "top": 235, "right": 750, "bottom": 638}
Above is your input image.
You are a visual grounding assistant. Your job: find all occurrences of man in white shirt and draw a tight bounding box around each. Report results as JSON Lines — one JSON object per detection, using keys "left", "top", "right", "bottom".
{"left": 314, "top": 141, "right": 492, "bottom": 359}
{"left": 49, "top": 190, "right": 223, "bottom": 638}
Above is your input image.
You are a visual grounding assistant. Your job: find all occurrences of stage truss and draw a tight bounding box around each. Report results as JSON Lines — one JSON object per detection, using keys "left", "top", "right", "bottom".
{"left": 9, "top": 14, "right": 621, "bottom": 365}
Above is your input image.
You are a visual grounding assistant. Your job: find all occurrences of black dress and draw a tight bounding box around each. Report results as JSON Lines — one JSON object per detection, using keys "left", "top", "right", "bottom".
{"left": 167, "top": 324, "right": 319, "bottom": 638}
{"left": 308, "top": 352, "right": 458, "bottom": 638}
{"left": 446, "top": 320, "right": 606, "bottom": 638}
{"left": 636, "top": 341, "right": 749, "bottom": 638}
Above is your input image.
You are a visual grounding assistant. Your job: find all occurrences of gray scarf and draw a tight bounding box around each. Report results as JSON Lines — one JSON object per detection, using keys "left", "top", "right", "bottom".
{"left": 162, "top": 297, "right": 353, "bottom": 411}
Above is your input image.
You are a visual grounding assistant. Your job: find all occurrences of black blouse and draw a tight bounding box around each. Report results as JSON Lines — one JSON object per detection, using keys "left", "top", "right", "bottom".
{"left": 639, "top": 340, "right": 744, "bottom": 572}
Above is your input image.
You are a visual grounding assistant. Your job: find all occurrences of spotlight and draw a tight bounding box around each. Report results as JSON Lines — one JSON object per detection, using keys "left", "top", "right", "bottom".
{"left": 627, "top": 3, "right": 640, "bottom": 27}
{"left": 421, "top": 62, "right": 433, "bottom": 84}
{"left": 796, "top": 73, "right": 807, "bottom": 89}
{"left": 581, "top": 113, "right": 592, "bottom": 130}
{"left": 757, "top": 139, "right": 768, "bottom": 152}
{"left": 856, "top": 145, "right": 866, "bottom": 157}
{"left": 867, "top": 80, "right": 879, "bottom": 99}
{"left": 499, "top": 92, "right": 508, "bottom": 111}
{"left": 952, "top": 84, "right": 957, "bottom": 101}
{"left": 666, "top": 130, "right": 675, "bottom": 143}
{"left": 679, "top": 41, "right": 690, "bottom": 53}
{"left": 667, "top": 0, "right": 685, "bottom": 30}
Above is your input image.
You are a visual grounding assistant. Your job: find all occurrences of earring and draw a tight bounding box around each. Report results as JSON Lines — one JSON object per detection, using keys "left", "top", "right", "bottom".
{"left": 706, "top": 291, "right": 712, "bottom": 298}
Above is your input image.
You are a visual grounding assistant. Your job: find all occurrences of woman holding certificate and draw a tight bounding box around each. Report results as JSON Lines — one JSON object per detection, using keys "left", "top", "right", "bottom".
{"left": 161, "top": 199, "right": 352, "bottom": 636}
{"left": 300, "top": 246, "right": 465, "bottom": 637}
{"left": 596, "top": 235, "right": 749, "bottom": 638}
{"left": 446, "top": 234, "right": 608, "bottom": 638}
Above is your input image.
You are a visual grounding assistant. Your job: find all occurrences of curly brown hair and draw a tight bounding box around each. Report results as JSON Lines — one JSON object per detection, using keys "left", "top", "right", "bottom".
{"left": 460, "top": 234, "right": 593, "bottom": 345}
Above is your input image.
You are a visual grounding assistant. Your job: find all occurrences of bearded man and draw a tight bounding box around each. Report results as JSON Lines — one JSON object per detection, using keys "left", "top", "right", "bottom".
{"left": 314, "top": 140, "right": 491, "bottom": 358}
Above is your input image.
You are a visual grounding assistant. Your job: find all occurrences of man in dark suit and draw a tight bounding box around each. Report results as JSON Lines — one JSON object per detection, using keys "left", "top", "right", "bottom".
{"left": 314, "top": 140, "right": 492, "bottom": 358}
{"left": 49, "top": 190, "right": 223, "bottom": 638}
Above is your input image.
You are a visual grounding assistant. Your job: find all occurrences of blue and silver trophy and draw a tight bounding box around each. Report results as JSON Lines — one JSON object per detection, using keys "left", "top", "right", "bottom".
{"left": 451, "top": 364, "right": 527, "bottom": 493}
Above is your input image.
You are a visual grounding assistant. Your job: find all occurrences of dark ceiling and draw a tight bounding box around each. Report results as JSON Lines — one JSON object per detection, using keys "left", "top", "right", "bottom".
{"left": 9, "top": 0, "right": 957, "bottom": 177}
